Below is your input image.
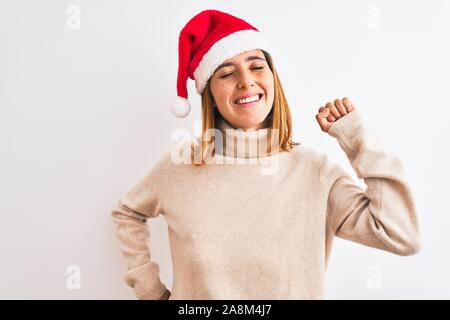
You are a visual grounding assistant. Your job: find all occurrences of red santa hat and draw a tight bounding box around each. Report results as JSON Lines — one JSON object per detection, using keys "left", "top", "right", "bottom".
{"left": 172, "top": 9, "right": 271, "bottom": 118}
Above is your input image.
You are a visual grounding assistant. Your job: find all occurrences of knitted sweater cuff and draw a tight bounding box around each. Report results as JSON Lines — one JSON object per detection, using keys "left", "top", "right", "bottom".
{"left": 326, "top": 109, "right": 364, "bottom": 141}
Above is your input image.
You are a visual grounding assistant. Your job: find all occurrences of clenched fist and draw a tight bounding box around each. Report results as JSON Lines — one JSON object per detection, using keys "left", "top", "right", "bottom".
{"left": 315, "top": 97, "right": 355, "bottom": 132}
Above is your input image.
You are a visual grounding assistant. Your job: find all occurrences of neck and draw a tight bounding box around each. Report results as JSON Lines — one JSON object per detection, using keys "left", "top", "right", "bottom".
{"left": 221, "top": 117, "right": 271, "bottom": 131}
{"left": 214, "top": 116, "right": 279, "bottom": 159}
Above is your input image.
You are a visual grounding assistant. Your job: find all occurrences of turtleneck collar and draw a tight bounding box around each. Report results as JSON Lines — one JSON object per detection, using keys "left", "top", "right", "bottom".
{"left": 214, "top": 116, "right": 279, "bottom": 159}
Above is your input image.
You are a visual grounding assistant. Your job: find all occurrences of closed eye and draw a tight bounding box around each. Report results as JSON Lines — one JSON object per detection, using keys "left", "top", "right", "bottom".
{"left": 220, "top": 66, "right": 264, "bottom": 79}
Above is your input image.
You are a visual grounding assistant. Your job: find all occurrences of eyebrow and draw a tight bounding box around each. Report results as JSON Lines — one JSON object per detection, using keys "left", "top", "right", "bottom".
{"left": 215, "top": 56, "right": 266, "bottom": 72}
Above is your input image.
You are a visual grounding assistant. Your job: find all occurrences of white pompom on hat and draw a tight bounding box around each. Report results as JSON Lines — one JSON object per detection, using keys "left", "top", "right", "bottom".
{"left": 172, "top": 9, "right": 271, "bottom": 118}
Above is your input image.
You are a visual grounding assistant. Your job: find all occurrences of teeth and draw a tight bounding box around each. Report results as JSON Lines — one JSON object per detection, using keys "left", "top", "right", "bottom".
{"left": 236, "top": 94, "right": 260, "bottom": 105}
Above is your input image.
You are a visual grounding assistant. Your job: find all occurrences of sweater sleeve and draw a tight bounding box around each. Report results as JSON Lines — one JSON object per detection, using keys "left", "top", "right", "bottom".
{"left": 320, "top": 109, "right": 421, "bottom": 256}
{"left": 111, "top": 151, "right": 174, "bottom": 299}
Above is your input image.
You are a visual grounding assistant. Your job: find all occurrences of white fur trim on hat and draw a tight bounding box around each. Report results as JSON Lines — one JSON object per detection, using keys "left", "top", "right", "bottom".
{"left": 193, "top": 29, "right": 270, "bottom": 94}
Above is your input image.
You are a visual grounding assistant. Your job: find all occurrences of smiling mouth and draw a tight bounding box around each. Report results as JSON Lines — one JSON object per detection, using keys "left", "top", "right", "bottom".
{"left": 234, "top": 93, "right": 263, "bottom": 107}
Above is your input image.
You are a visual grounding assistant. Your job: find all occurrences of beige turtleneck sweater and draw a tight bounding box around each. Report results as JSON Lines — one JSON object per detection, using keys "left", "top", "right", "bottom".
{"left": 111, "top": 109, "right": 421, "bottom": 300}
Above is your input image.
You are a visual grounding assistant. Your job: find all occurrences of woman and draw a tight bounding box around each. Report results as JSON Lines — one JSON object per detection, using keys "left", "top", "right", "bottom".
{"left": 111, "top": 10, "right": 421, "bottom": 300}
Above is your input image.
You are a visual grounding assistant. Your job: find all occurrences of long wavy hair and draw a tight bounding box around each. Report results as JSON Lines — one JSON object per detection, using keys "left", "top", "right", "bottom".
{"left": 190, "top": 50, "right": 300, "bottom": 165}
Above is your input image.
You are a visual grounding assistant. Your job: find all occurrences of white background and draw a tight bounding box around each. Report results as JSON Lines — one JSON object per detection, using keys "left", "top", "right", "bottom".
{"left": 1, "top": 0, "right": 449, "bottom": 299}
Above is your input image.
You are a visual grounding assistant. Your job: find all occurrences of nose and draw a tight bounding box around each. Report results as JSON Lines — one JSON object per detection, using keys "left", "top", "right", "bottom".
{"left": 237, "top": 69, "right": 255, "bottom": 89}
